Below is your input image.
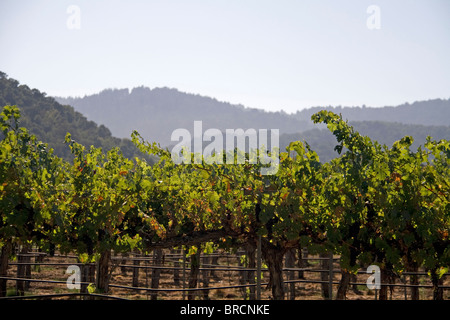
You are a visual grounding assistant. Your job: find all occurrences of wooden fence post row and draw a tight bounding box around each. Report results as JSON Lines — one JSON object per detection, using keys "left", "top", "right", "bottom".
{"left": 0, "top": 248, "right": 449, "bottom": 300}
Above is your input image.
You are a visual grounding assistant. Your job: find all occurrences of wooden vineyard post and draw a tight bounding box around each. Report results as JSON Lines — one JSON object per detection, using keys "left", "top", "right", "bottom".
{"left": 297, "top": 247, "right": 306, "bottom": 279}
{"left": 188, "top": 249, "right": 201, "bottom": 300}
{"left": 34, "top": 249, "right": 44, "bottom": 272}
{"left": 182, "top": 250, "right": 186, "bottom": 300}
{"left": 409, "top": 263, "right": 419, "bottom": 300}
{"left": 120, "top": 253, "right": 128, "bottom": 276}
{"left": 201, "top": 254, "right": 211, "bottom": 300}
{"left": 320, "top": 253, "right": 330, "bottom": 299}
{"left": 95, "top": 249, "right": 111, "bottom": 294}
{"left": 79, "top": 261, "right": 95, "bottom": 299}
{"left": 0, "top": 241, "right": 12, "bottom": 297}
{"left": 238, "top": 250, "right": 248, "bottom": 299}
{"left": 150, "top": 249, "right": 163, "bottom": 300}
{"left": 246, "top": 243, "right": 256, "bottom": 300}
{"left": 16, "top": 246, "right": 31, "bottom": 295}
{"left": 328, "top": 253, "right": 333, "bottom": 300}
{"left": 172, "top": 249, "right": 180, "bottom": 286}
{"left": 285, "top": 249, "right": 296, "bottom": 300}
{"left": 132, "top": 254, "right": 140, "bottom": 288}
{"left": 256, "top": 235, "right": 262, "bottom": 300}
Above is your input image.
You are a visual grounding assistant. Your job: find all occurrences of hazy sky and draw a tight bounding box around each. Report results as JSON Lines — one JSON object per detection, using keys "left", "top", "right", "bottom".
{"left": 1, "top": 0, "right": 449, "bottom": 113}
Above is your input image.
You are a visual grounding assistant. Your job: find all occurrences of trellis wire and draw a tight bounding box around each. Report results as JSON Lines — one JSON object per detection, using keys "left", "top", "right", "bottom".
{"left": 1, "top": 250, "right": 449, "bottom": 300}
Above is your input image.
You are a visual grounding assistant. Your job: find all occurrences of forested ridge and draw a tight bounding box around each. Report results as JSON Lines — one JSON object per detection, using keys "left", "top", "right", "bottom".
{"left": 0, "top": 72, "right": 153, "bottom": 163}
{"left": 56, "top": 86, "right": 450, "bottom": 163}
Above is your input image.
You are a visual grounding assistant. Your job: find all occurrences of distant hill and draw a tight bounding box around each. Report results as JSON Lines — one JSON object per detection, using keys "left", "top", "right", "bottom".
{"left": 280, "top": 121, "right": 450, "bottom": 163}
{"left": 56, "top": 87, "right": 313, "bottom": 147}
{"left": 56, "top": 86, "right": 450, "bottom": 163}
{"left": 0, "top": 72, "right": 152, "bottom": 162}
{"left": 294, "top": 99, "right": 450, "bottom": 127}
{"left": 57, "top": 87, "right": 450, "bottom": 147}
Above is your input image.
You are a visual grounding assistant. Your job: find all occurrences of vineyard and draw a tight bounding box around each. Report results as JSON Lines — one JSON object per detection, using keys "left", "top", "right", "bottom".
{"left": 0, "top": 105, "right": 449, "bottom": 300}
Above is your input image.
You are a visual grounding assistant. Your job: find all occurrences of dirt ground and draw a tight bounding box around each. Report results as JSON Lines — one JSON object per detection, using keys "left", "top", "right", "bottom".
{"left": 3, "top": 249, "right": 449, "bottom": 300}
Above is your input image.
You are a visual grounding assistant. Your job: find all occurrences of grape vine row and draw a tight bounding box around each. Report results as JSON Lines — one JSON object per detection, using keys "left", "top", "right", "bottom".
{"left": 0, "top": 105, "right": 449, "bottom": 300}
